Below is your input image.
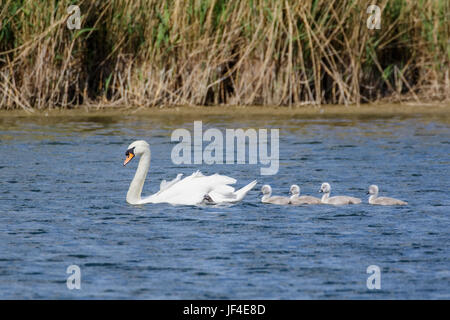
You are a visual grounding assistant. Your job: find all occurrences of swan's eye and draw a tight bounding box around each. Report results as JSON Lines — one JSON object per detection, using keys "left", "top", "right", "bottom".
{"left": 125, "top": 147, "right": 135, "bottom": 156}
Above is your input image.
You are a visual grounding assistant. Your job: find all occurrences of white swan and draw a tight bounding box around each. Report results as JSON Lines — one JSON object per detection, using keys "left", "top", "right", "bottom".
{"left": 289, "top": 184, "right": 321, "bottom": 205}
{"left": 261, "top": 185, "right": 290, "bottom": 205}
{"left": 123, "top": 140, "right": 257, "bottom": 205}
{"left": 368, "top": 185, "right": 407, "bottom": 205}
{"left": 319, "top": 182, "right": 361, "bottom": 205}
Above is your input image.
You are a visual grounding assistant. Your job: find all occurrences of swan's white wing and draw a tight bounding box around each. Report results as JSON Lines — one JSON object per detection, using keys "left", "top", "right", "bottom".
{"left": 159, "top": 173, "right": 183, "bottom": 191}
{"left": 160, "top": 180, "right": 167, "bottom": 189}
{"left": 141, "top": 171, "right": 237, "bottom": 205}
{"left": 211, "top": 184, "right": 236, "bottom": 196}
{"left": 208, "top": 188, "right": 237, "bottom": 203}
{"left": 209, "top": 179, "right": 257, "bottom": 204}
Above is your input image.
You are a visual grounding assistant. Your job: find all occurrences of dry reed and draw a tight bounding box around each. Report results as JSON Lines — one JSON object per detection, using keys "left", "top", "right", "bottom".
{"left": 0, "top": 0, "right": 448, "bottom": 110}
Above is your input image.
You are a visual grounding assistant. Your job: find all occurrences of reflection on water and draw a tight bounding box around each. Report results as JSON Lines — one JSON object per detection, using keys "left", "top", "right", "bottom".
{"left": 0, "top": 108, "right": 449, "bottom": 299}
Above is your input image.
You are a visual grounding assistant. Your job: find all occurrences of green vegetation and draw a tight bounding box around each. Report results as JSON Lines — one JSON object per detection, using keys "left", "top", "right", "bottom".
{"left": 0, "top": 0, "right": 448, "bottom": 110}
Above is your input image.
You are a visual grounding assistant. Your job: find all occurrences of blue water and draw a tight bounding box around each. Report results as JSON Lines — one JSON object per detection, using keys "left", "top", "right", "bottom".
{"left": 0, "top": 112, "right": 449, "bottom": 299}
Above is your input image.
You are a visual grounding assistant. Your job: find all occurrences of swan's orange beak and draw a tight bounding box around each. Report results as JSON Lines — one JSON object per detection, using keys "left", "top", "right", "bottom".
{"left": 123, "top": 152, "right": 135, "bottom": 166}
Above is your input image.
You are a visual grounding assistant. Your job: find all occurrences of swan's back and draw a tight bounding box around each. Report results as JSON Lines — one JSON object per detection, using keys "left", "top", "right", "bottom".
{"left": 324, "top": 195, "right": 361, "bottom": 205}
{"left": 290, "top": 195, "right": 321, "bottom": 205}
{"left": 159, "top": 173, "right": 183, "bottom": 191}
{"left": 262, "top": 196, "right": 291, "bottom": 205}
{"left": 370, "top": 196, "right": 407, "bottom": 205}
{"left": 142, "top": 171, "right": 240, "bottom": 205}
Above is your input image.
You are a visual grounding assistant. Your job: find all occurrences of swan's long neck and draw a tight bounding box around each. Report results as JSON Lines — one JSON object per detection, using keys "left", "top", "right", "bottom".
{"left": 290, "top": 193, "right": 299, "bottom": 200}
{"left": 262, "top": 191, "right": 272, "bottom": 201}
{"left": 126, "top": 149, "right": 150, "bottom": 204}
{"left": 321, "top": 192, "right": 329, "bottom": 202}
{"left": 368, "top": 191, "right": 378, "bottom": 204}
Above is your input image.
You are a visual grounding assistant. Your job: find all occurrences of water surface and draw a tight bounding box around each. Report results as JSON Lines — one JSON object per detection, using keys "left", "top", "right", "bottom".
{"left": 0, "top": 109, "right": 449, "bottom": 299}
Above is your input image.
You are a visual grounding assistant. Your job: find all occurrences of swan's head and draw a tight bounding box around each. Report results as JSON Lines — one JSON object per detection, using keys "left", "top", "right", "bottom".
{"left": 290, "top": 184, "right": 300, "bottom": 195}
{"left": 368, "top": 184, "right": 379, "bottom": 195}
{"left": 123, "top": 140, "right": 150, "bottom": 166}
{"left": 261, "top": 184, "right": 272, "bottom": 195}
{"left": 319, "top": 182, "right": 331, "bottom": 193}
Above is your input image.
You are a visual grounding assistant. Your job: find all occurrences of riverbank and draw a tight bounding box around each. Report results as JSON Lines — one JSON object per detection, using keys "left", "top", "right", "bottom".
{"left": 1, "top": 103, "right": 450, "bottom": 120}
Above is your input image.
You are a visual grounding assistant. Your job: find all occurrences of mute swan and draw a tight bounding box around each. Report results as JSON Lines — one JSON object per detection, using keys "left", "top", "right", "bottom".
{"left": 123, "top": 140, "right": 257, "bottom": 205}
{"left": 289, "top": 184, "right": 321, "bottom": 205}
{"left": 261, "top": 185, "right": 290, "bottom": 205}
{"left": 319, "top": 182, "right": 361, "bottom": 205}
{"left": 368, "top": 185, "right": 407, "bottom": 205}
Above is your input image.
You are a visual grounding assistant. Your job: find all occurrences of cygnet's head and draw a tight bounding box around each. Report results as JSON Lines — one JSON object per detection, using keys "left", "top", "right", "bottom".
{"left": 319, "top": 182, "right": 331, "bottom": 193}
{"left": 290, "top": 184, "right": 300, "bottom": 195}
{"left": 368, "top": 184, "right": 379, "bottom": 195}
{"left": 261, "top": 185, "right": 272, "bottom": 195}
{"left": 124, "top": 140, "right": 150, "bottom": 166}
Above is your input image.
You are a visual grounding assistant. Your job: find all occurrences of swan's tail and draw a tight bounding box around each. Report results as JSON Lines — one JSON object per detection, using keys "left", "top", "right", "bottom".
{"left": 208, "top": 180, "right": 257, "bottom": 204}
{"left": 233, "top": 180, "right": 257, "bottom": 202}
